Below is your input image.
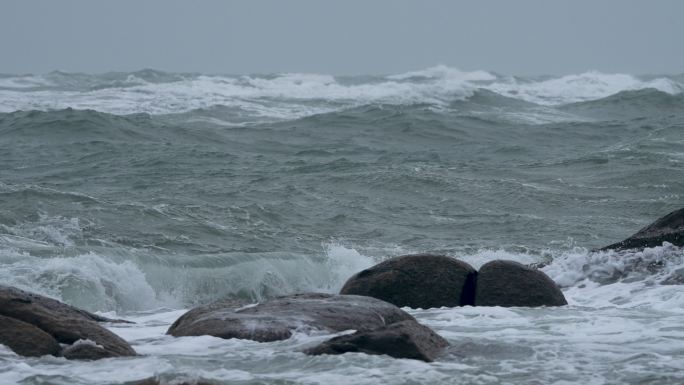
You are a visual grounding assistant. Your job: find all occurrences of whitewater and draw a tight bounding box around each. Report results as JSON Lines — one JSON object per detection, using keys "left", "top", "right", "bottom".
{"left": 1, "top": 66, "right": 683, "bottom": 384}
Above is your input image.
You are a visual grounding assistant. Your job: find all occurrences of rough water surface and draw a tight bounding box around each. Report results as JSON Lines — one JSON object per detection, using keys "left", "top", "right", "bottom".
{"left": 1, "top": 66, "right": 683, "bottom": 384}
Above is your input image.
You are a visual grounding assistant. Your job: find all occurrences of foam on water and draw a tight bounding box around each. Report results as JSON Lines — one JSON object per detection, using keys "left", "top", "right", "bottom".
{"left": 1, "top": 226, "right": 684, "bottom": 384}
{"left": 2, "top": 246, "right": 683, "bottom": 385}
{"left": 386, "top": 65, "right": 496, "bottom": 82}
{"left": 1, "top": 67, "right": 681, "bottom": 122}
{"left": 2, "top": 65, "right": 684, "bottom": 384}
{"left": 488, "top": 71, "right": 683, "bottom": 105}
{"left": 0, "top": 249, "right": 163, "bottom": 311}
{"left": 0, "top": 69, "right": 482, "bottom": 117}
{"left": 0, "top": 215, "right": 377, "bottom": 310}
{"left": 139, "top": 243, "right": 375, "bottom": 306}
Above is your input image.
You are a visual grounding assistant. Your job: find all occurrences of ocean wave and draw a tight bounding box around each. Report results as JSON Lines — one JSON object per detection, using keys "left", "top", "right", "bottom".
{"left": 560, "top": 88, "right": 684, "bottom": 119}
{"left": 0, "top": 233, "right": 375, "bottom": 312}
{"left": 3, "top": 215, "right": 682, "bottom": 313}
{"left": 487, "top": 71, "right": 683, "bottom": 105}
{"left": 1, "top": 66, "right": 681, "bottom": 122}
{"left": 0, "top": 108, "right": 156, "bottom": 143}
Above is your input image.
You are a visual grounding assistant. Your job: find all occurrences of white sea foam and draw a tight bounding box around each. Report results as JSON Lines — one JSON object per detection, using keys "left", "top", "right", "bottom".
{"left": 0, "top": 213, "right": 82, "bottom": 248}
{"left": 0, "top": 74, "right": 54, "bottom": 89}
{"left": 386, "top": 64, "right": 496, "bottom": 82}
{"left": 0, "top": 250, "right": 164, "bottom": 312}
{"left": 2, "top": 67, "right": 679, "bottom": 121}
{"left": 1, "top": 209, "right": 683, "bottom": 384}
{"left": 0, "top": 227, "right": 376, "bottom": 312}
{"left": 488, "top": 71, "right": 683, "bottom": 105}
{"left": 0, "top": 69, "right": 480, "bottom": 117}
{"left": 139, "top": 242, "right": 376, "bottom": 306}
{"left": 1, "top": 243, "right": 683, "bottom": 384}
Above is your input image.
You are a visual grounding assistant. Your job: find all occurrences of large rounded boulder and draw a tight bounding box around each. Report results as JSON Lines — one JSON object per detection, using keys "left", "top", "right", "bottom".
{"left": 340, "top": 254, "right": 477, "bottom": 308}
{"left": 167, "top": 293, "right": 415, "bottom": 342}
{"left": 601, "top": 207, "right": 684, "bottom": 251}
{"left": 0, "top": 285, "right": 136, "bottom": 359}
{"left": 475, "top": 260, "right": 567, "bottom": 307}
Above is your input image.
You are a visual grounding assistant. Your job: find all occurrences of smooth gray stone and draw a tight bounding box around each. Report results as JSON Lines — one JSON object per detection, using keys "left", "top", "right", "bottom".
{"left": 167, "top": 293, "right": 415, "bottom": 342}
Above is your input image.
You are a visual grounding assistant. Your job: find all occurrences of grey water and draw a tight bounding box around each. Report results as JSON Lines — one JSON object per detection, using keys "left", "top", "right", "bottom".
{"left": 1, "top": 67, "right": 683, "bottom": 384}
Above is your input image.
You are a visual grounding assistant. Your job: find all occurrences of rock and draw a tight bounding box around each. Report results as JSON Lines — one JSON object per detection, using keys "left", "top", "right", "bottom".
{"left": 475, "top": 260, "right": 567, "bottom": 307}
{"left": 167, "top": 293, "right": 415, "bottom": 342}
{"left": 304, "top": 320, "right": 448, "bottom": 362}
{"left": 601, "top": 207, "right": 684, "bottom": 251}
{"left": 60, "top": 339, "right": 118, "bottom": 360}
{"left": 0, "top": 285, "right": 136, "bottom": 358}
{"left": 0, "top": 315, "right": 61, "bottom": 357}
{"left": 0, "top": 285, "right": 130, "bottom": 323}
{"left": 339, "top": 254, "right": 477, "bottom": 308}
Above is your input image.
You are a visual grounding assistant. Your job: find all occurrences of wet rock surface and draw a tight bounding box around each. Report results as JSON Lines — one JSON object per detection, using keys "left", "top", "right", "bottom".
{"left": 167, "top": 293, "right": 415, "bottom": 342}
{"left": 0, "top": 285, "right": 129, "bottom": 323}
{"left": 601, "top": 207, "right": 684, "bottom": 251}
{"left": 475, "top": 260, "right": 567, "bottom": 307}
{"left": 340, "top": 254, "right": 477, "bottom": 308}
{"left": 0, "top": 314, "right": 61, "bottom": 357}
{"left": 60, "top": 339, "right": 121, "bottom": 360}
{"left": 305, "top": 319, "right": 449, "bottom": 362}
{"left": 0, "top": 285, "right": 136, "bottom": 359}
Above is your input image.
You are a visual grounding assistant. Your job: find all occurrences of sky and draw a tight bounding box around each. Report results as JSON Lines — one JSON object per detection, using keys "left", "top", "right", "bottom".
{"left": 1, "top": 0, "right": 683, "bottom": 76}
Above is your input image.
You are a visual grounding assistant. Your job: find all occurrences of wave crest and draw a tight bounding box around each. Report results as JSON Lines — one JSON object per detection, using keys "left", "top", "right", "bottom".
{"left": 2, "top": 67, "right": 681, "bottom": 122}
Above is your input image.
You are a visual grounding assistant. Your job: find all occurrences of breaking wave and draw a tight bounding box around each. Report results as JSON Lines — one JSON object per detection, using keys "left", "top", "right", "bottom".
{"left": 0, "top": 66, "right": 681, "bottom": 123}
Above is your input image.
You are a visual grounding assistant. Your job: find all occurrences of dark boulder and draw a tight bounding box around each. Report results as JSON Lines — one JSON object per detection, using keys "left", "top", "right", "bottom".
{"left": 0, "top": 315, "right": 61, "bottom": 357}
{"left": 475, "top": 260, "right": 567, "bottom": 307}
{"left": 0, "top": 285, "right": 130, "bottom": 323}
{"left": 601, "top": 208, "right": 684, "bottom": 251}
{"left": 0, "top": 285, "right": 136, "bottom": 358}
{"left": 340, "top": 254, "right": 477, "bottom": 308}
{"left": 305, "top": 319, "right": 448, "bottom": 362}
{"left": 167, "top": 293, "right": 415, "bottom": 342}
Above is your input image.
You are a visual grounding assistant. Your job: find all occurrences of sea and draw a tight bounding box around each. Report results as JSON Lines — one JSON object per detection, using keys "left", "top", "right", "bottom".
{"left": 0, "top": 66, "right": 683, "bottom": 384}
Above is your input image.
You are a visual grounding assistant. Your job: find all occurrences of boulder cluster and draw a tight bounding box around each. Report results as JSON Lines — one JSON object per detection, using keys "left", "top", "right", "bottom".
{"left": 2, "top": 207, "right": 681, "bottom": 364}
{"left": 168, "top": 292, "right": 448, "bottom": 362}
{"left": 0, "top": 285, "right": 136, "bottom": 360}
{"left": 340, "top": 255, "right": 567, "bottom": 308}
{"left": 165, "top": 255, "right": 566, "bottom": 362}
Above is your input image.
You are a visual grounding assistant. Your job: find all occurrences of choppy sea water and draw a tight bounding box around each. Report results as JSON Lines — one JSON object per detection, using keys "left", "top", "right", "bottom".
{"left": 0, "top": 66, "right": 683, "bottom": 384}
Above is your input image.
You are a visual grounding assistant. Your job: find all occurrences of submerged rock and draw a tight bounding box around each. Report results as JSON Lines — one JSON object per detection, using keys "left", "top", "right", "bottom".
{"left": 340, "top": 254, "right": 477, "bottom": 308}
{"left": 475, "top": 260, "right": 567, "bottom": 307}
{"left": 305, "top": 319, "right": 448, "bottom": 362}
{"left": 60, "top": 339, "right": 119, "bottom": 360}
{"left": 0, "top": 315, "right": 61, "bottom": 357}
{"left": 167, "top": 293, "right": 415, "bottom": 342}
{"left": 0, "top": 285, "right": 136, "bottom": 359}
{"left": 601, "top": 207, "right": 684, "bottom": 251}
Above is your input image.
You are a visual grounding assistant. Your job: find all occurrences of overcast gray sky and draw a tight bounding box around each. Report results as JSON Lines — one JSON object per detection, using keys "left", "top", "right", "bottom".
{"left": 1, "top": 0, "right": 683, "bottom": 76}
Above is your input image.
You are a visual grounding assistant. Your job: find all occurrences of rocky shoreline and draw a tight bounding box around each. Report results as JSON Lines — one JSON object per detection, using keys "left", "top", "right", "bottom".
{"left": 1, "top": 208, "right": 682, "bottom": 364}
